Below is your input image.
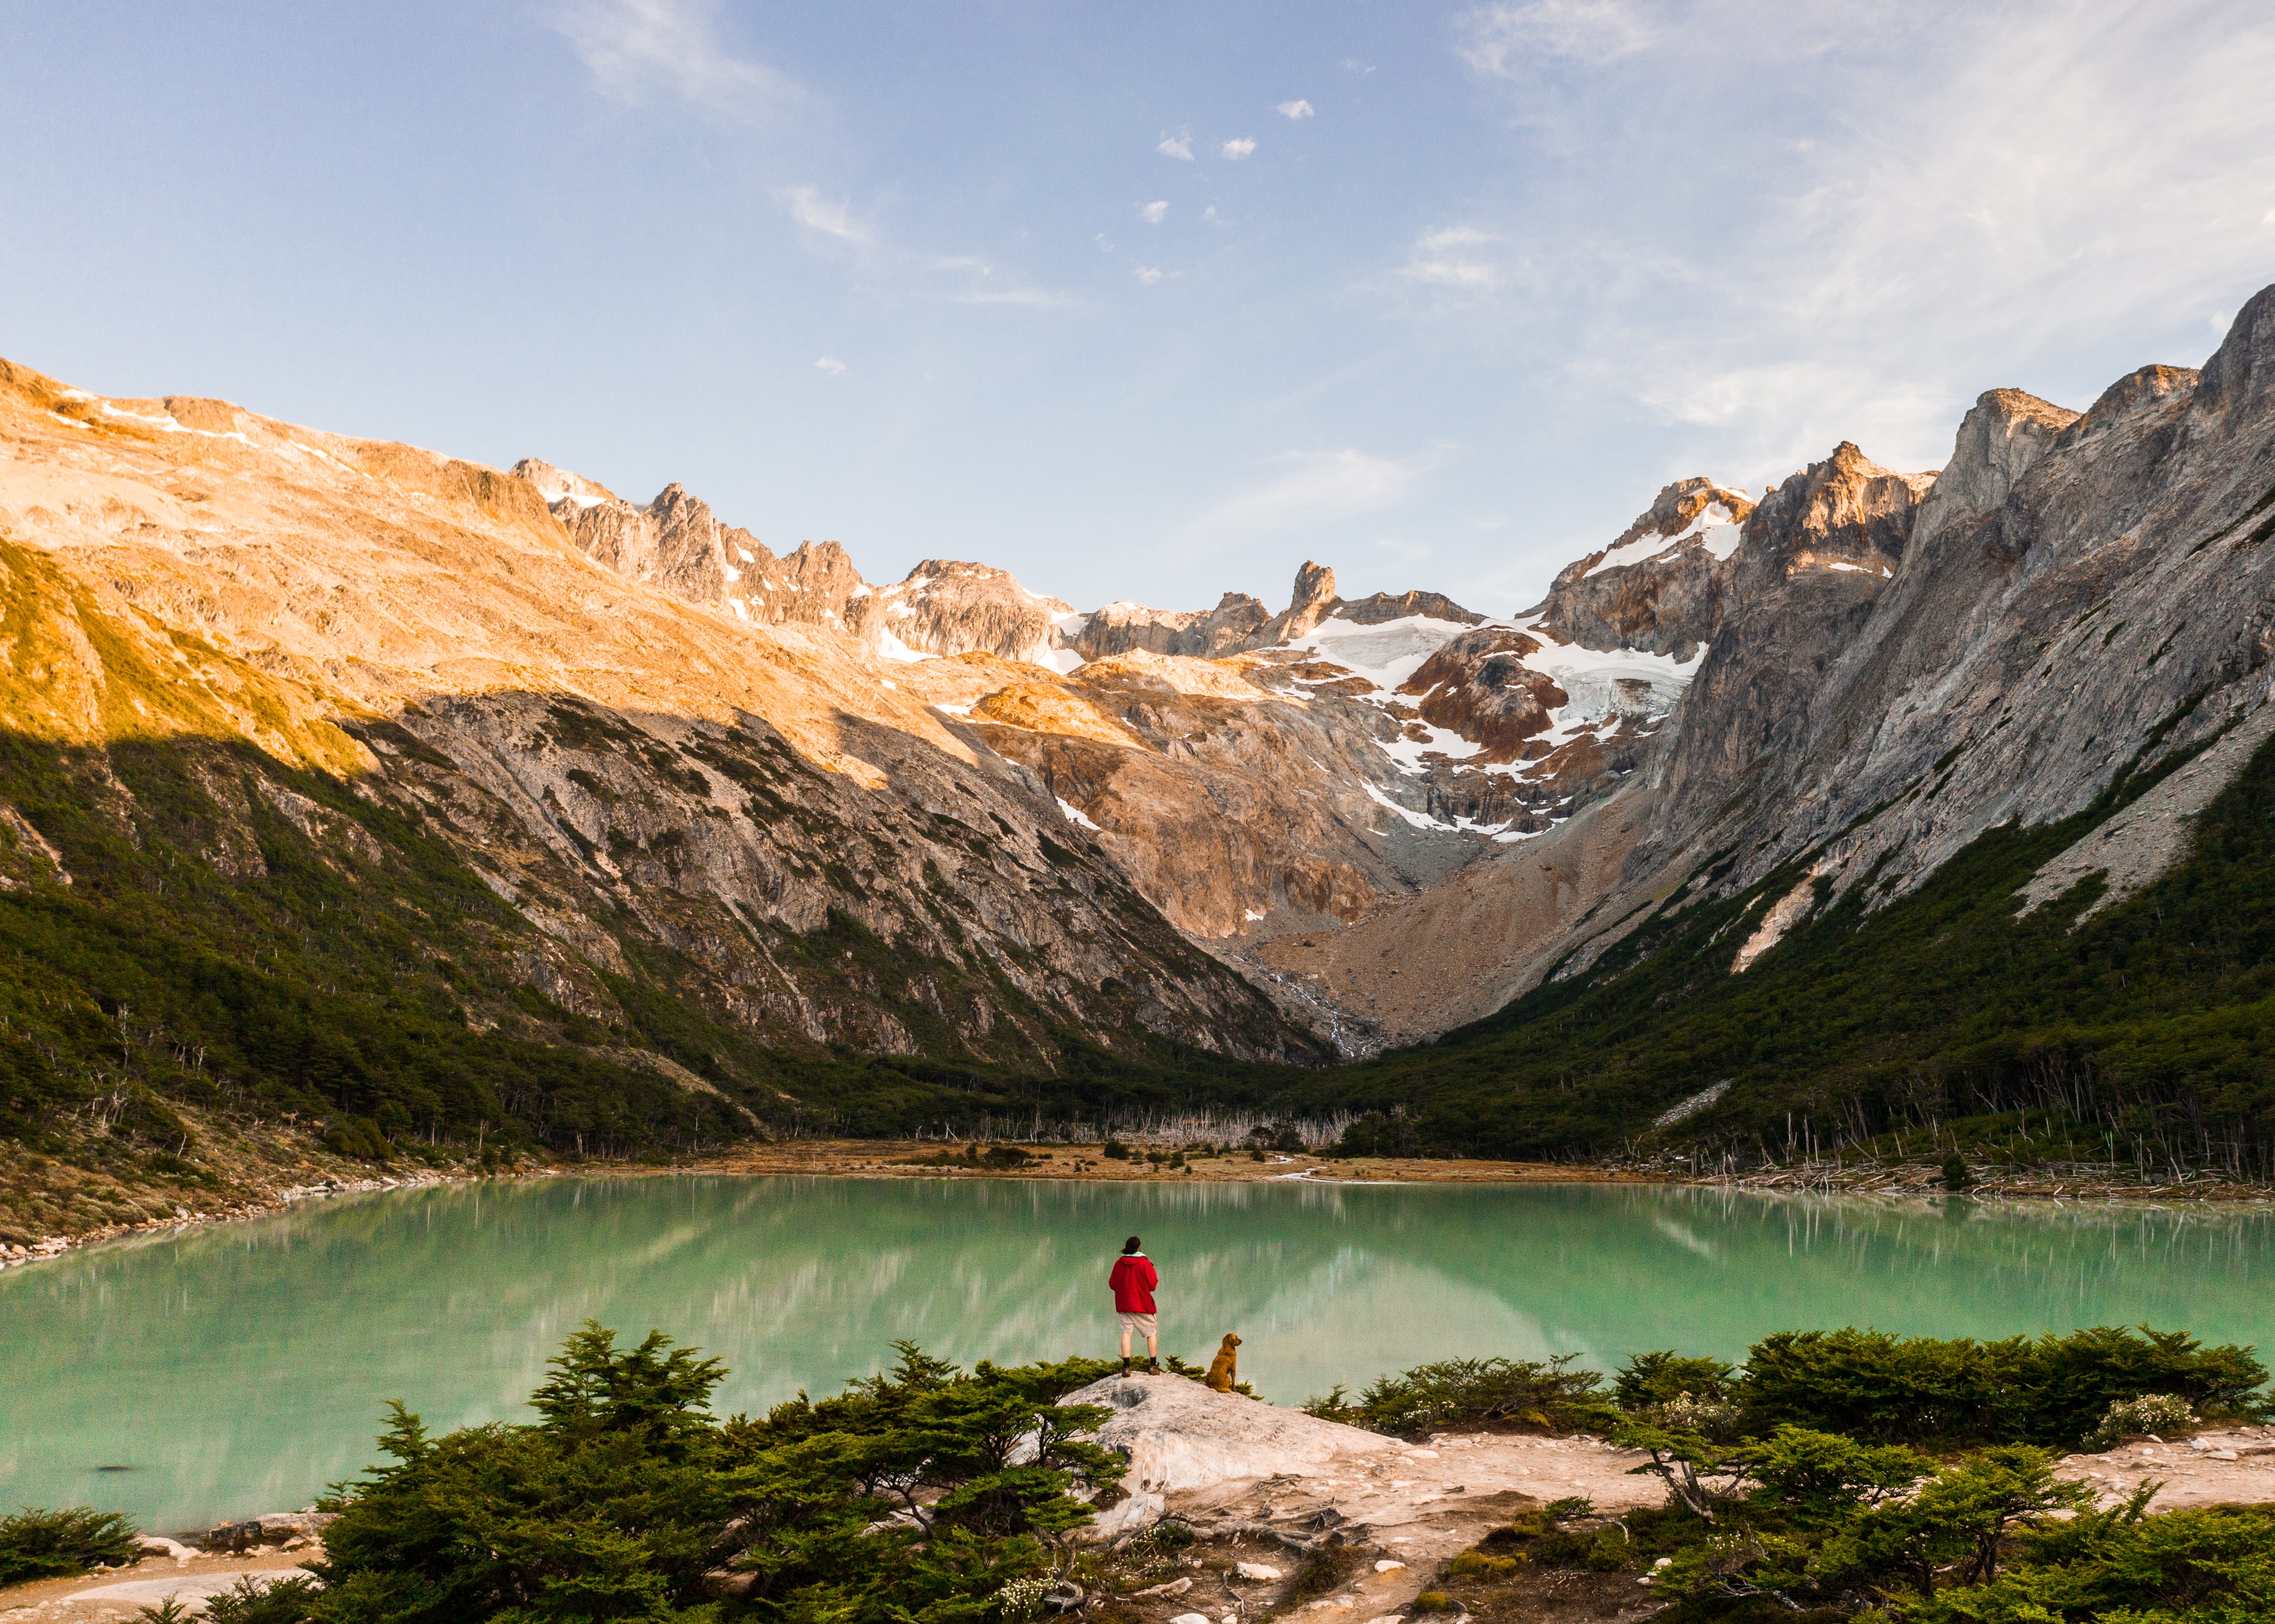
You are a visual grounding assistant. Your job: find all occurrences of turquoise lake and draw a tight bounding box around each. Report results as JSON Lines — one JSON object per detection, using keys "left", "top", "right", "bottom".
{"left": 3, "top": 1175, "right": 2271, "bottom": 1532}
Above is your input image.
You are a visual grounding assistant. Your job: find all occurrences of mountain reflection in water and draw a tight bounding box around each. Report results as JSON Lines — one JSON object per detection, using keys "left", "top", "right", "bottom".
{"left": 4, "top": 1176, "right": 2271, "bottom": 1530}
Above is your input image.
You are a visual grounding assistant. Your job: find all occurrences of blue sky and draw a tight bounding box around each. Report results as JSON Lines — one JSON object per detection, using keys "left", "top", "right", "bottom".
{"left": 6, "top": 2, "right": 2273, "bottom": 617}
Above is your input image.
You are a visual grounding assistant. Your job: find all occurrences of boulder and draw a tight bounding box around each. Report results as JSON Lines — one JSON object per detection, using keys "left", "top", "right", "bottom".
{"left": 1087, "top": 1490, "right": 1167, "bottom": 1540}
{"left": 1058, "top": 1372, "right": 1398, "bottom": 1497}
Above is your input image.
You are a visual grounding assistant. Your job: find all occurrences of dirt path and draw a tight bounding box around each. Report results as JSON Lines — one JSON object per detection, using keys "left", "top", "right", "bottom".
{"left": 0, "top": 1550, "right": 311, "bottom": 1619}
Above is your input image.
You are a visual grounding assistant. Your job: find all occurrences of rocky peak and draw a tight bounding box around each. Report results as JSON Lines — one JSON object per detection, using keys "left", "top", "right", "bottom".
{"left": 2067, "top": 366, "right": 2198, "bottom": 440}
{"left": 1913, "top": 391, "right": 2077, "bottom": 549}
{"left": 511, "top": 462, "right": 882, "bottom": 633}
{"left": 539, "top": 478, "right": 774, "bottom": 611}
{"left": 1745, "top": 442, "right": 1931, "bottom": 581}
{"left": 1532, "top": 477, "right": 1751, "bottom": 660}
{"left": 1072, "top": 593, "right": 1271, "bottom": 661}
{"left": 2193, "top": 281, "right": 2275, "bottom": 421}
{"left": 1645, "top": 443, "right": 1930, "bottom": 831}
{"left": 759, "top": 541, "right": 866, "bottom": 628}
{"left": 1335, "top": 589, "right": 1482, "bottom": 627}
{"left": 1552, "top": 477, "right": 1755, "bottom": 589}
{"left": 1281, "top": 560, "right": 1338, "bottom": 637}
{"left": 847, "top": 559, "right": 1079, "bottom": 667}
{"left": 511, "top": 457, "right": 619, "bottom": 510}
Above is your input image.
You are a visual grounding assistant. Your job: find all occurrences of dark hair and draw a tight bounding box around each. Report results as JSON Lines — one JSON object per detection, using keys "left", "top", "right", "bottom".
{"left": 1123, "top": 1236, "right": 1142, "bottom": 1254}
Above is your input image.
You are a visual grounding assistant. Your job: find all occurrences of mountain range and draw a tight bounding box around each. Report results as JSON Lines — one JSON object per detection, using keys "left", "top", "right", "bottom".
{"left": 3, "top": 281, "right": 2273, "bottom": 1189}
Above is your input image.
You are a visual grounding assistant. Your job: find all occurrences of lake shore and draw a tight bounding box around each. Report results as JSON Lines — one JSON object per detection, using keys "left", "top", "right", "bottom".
{"left": 11, "top": 1136, "right": 2272, "bottom": 1274}
{"left": 671, "top": 1141, "right": 1647, "bottom": 1186}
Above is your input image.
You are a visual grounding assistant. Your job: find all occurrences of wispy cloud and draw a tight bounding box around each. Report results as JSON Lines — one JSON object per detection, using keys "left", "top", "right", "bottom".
{"left": 1221, "top": 137, "right": 1257, "bottom": 160}
{"left": 1156, "top": 132, "right": 1194, "bottom": 160}
{"left": 1206, "top": 447, "right": 1450, "bottom": 533}
{"left": 1436, "top": 0, "right": 2275, "bottom": 480}
{"left": 776, "top": 192, "right": 1076, "bottom": 310}
{"left": 551, "top": 0, "right": 804, "bottom": 115}
{"left": 1139, "top": 200, "right": 1168, "bottom": 224}
{"left": 1402, "top": 226, "right": 1504, "bottom": 291}
{"left": 1134, "top": 266, "right": 1164, "bottom": 286}
{"left": 1459, "top": 0, "right": 1658, "bottom": 75}
{"left": 783, "top": 185, "right": 868, "bottom": 246}
{"left": 814, "top": 356, "right": 847, "bottom": 375}
{"left": 1275, "top": 99, "right": 1315, "bottom": 120}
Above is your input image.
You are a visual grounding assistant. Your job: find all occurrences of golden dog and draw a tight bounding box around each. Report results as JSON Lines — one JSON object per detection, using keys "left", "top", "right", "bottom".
{"left": 1204, "top": 1332, "right": 1241, "bottom": 1393}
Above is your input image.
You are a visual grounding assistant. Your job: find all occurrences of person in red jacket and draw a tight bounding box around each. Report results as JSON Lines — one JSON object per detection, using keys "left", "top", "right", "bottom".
{"left": 1109, "top": 1235, "right": 1159, "bottom": 1374}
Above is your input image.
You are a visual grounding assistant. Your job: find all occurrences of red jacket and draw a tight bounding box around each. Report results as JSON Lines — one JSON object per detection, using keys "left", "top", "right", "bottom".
{"left": 1109, "top": 1253, "right": 1157, "bottom": 1313}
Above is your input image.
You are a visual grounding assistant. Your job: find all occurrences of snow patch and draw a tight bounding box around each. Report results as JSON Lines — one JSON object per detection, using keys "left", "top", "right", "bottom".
{"left": 1378, "top": 720, "right": 1483, "bottom": 775}
{"left": 1362, "top": 780, "right": 1456, "bottom": 833}
{"left": 1057, "top": 797, "right": 1102, "bottom": 831}
{"left": 874, "top": 628, "right": 935, "bottom": 664}
{"left": 1284, "top": 613, "right": 1472, "bottom": 695}
{"left": 1582, "top": 502, "right": 1738, "bottom": 578}
{"left": 100, "top": 402, "right": 252, "bottom": 445}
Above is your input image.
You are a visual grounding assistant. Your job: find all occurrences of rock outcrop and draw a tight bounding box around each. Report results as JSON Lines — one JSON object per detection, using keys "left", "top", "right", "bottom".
{"left": 1057, "top": 1373, "right": 1659, "bottom": 1568}
{"left": 846, "top": 559, "right": 1081, "bottom": 667}
{"left": 1530, "top": 478, "right": 1748, "bottom": 660}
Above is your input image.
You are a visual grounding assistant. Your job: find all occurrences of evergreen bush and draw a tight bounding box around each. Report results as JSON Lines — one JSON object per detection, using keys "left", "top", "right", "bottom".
{"left": 1306, "top": 1355, "right": 1614, "bottom": 1439}
{"left": 1739, "top": 1324, "right": 2266, "bottom": 1446}
{"left": 0, "top": 1505, "right": 139, "bottom": 1585}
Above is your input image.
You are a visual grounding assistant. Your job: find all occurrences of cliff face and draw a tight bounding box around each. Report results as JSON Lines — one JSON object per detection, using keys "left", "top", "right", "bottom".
{"left": 9, "top": 282, "right": 2270, "bottom": 1079}
{"left": 0, "top": 364, "right": 1319, "bottom": 1083}
{"left": 1263, "top": 287, "right": 2275, "bottom": 1046}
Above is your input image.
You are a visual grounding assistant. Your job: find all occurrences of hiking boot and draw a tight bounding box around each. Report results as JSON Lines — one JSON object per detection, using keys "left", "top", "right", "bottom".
{"left": 1120, "top": 1357, "right": 1131, "bottom": 1376}
{"left": 1145, "top": 1357, "right": 1161, "bottom": 1373}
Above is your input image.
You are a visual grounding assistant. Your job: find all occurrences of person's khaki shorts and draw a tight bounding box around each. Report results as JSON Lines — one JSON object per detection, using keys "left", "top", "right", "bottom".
{"left": 1117, "top": 1312, "right": 1158, "bottom": 1339}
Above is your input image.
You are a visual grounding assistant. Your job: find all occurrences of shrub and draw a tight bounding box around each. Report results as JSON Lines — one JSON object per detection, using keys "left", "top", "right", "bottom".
{"left": 203, "top": 1575, "right": 321, "bottom": 1624}
{"left": 0, "top": 1505, "right": 139, "bottom": 1585}
{"left": 1940, "top": 1153, "right": 1974, "bottom": 1190}
{"left": 1102, "top": 1141, "right": 1130, "bottom": 1160}
{"left": 319, "top": 1117, "right": 391, "bottom": 1162}
{"left": 1290, "top": 1544, "right": 1363, "bottom": 1598}
{"left": 1879, "top": 1497, "right": 2275, "bottom": 1622}
{"left": 1662, "top": 1391, "right": 1745, "bottom": 1440}
{"left": 1614, "top": 1349, "right": 1737, "bottom": 1409}
{"left": 302, "top": 1325, "right": 1120, "bottom": 1624}
{"left": 1327, "top": 1355, "right": 1613, "bottom": 1439}
{"left": 1740, "top": 1324, "right": 2267, "bottom": 1446}
{"left": 2090, "top": 1392, "right": 2195, "bottom": 1447}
